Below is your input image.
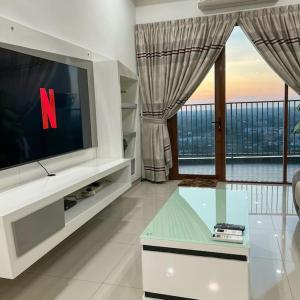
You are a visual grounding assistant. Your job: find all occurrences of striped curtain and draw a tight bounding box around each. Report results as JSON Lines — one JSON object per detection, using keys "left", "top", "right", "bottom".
{"left": 239, "top": 4, "right": 300, "bottom": 94}
{"left": 136, "top": 13, "right": 238, "bottom": 182}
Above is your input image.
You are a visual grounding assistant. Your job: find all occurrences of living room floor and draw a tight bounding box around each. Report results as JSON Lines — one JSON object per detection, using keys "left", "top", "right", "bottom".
{"left": 0, "top": 181, "right": 299, "bottom": 300}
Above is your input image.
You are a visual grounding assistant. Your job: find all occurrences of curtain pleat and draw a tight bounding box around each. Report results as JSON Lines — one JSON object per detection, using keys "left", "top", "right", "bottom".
{"left": 239, "top": 4, "right": 300, "bottom": 94}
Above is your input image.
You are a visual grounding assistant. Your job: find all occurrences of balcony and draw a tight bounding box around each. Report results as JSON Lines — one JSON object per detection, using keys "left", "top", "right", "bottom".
{"left": 177, "top": 100, "right": 300, "bottom": 182}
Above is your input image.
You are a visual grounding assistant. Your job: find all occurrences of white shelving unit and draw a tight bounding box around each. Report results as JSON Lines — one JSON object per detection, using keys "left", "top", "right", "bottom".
{"left": 0, "top": 18, "right": 137, "bottom": 280}
{"left": 119, "top": 62, "right": 140, "bottom": 181}
{"left": 0, "top": 58, "right": 139, "bottom": 279}
{"left": 94, "top": 60, "right": 141, "bottom": 182}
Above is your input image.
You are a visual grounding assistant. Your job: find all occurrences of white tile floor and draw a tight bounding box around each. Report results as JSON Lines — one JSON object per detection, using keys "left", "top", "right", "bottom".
{"left": 179, "top": 162, "right": 300, "bottom": 182}
{"left": 0, "top": 180, "right": 299, "bottom": 300}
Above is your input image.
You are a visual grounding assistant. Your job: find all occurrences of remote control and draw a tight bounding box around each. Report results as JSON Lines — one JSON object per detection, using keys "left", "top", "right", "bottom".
{"left": 215, "top": 228, "right": 243, "bottom": 236}
{"left": 214, "top": 223, "right": 245, "bottom": 232}
{"left": 212, "top": 233, "right": 244, "bottom": 244}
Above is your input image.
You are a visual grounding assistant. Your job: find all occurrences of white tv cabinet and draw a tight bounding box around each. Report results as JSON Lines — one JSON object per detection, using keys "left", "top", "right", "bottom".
{"left": 0, "top": 158, "right": 131, "bottom": 279}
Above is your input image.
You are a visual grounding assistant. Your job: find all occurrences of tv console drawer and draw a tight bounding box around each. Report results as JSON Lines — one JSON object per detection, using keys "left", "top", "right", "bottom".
{"left": 12, "top": 199, "right": 65, "bottom": 257}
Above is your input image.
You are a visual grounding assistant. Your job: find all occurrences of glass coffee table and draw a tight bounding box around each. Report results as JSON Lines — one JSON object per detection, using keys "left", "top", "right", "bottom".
{"left": 140, "top": 187, "right": 250, "bottom": 300}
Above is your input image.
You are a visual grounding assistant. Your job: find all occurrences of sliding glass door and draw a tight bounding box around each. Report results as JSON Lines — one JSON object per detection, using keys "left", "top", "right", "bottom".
{"left": 169, "top": 26, "right": 299, "bottom": 183}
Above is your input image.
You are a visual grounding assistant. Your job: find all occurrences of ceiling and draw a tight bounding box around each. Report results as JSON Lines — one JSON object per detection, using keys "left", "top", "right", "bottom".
{"left": 134, "top": 0, "right": 190, "bottom": 6}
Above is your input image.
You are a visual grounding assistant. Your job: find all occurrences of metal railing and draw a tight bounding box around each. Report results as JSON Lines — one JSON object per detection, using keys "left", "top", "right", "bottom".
{"left": 177, "top": 100, "right": 300, "bottom": 159}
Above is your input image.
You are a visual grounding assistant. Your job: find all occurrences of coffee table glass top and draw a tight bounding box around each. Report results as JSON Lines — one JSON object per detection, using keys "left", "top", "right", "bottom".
{"left": 141, "top": 187, "right": 249, "bottom": 249}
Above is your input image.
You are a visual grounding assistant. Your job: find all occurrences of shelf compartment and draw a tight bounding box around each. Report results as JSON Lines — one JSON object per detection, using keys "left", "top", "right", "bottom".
{"left": 123, "top": 131, "right": 136, "bottom": 139}
{"left": 65, "top": 165, "right": 130, "bottom": 223}
{"left": 65, "top": 182, "right": 129, "bottom": 224}
{"left": 122, "top": 103, "right": 137, "bottom": 110}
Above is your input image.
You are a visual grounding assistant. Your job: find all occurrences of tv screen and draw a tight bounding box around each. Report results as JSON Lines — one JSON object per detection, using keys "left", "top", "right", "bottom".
{"left": 0, "top": 47, "right": 92, "bottom": 170}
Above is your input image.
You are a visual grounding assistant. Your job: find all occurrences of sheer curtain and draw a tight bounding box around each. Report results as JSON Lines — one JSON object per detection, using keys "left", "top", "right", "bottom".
{"left": 136, "top": 13, "right": 238, "bottom": 182}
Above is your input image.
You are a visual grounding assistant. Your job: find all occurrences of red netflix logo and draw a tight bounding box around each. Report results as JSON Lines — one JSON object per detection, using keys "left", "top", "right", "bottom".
{"left": 40, "top": 88, "right": 57, "bottom": 130}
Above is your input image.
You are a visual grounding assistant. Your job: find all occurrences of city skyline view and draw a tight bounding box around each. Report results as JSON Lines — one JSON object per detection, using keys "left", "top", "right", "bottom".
{"left": 186, "top": 26, "right": 299, "bottom": 105}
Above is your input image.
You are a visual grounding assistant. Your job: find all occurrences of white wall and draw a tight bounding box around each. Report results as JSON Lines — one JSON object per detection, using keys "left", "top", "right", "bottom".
{"left": 0, "top": 0, "right": 137, "bottom": 71}
{"left": 136, "top": 0, "right": 300, "bottom": 24}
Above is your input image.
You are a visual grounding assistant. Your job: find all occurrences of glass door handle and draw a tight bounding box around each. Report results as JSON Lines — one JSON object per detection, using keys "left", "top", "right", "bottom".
{"left": 212, "top": 119, "right": 222, "bottom": 130}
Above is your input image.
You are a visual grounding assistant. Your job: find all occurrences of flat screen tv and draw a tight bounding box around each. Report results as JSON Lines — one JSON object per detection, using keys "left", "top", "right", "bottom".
{"left": 0, "top": 46, "right": 92, "bottom": 170}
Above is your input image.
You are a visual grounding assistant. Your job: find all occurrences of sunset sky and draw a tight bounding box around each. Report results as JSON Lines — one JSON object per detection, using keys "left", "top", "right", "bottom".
{"left": 186, "top": 27, "right": 299, "bottom": 105}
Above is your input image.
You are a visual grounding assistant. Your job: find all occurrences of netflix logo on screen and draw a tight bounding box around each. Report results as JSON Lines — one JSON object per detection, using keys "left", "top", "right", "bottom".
{"left": 0, "top": 45, "right": 93, "bottom": 170}
{"left": 40, "top": 88, "right": 57, "bottom": 130}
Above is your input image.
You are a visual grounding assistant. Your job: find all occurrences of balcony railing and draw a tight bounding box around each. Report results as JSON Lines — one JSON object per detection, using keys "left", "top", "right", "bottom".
{"left": 177, "top": 100, "right": 300, "bottom": 159}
